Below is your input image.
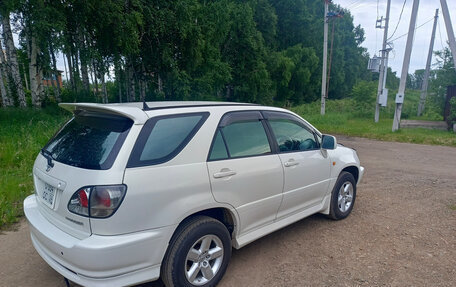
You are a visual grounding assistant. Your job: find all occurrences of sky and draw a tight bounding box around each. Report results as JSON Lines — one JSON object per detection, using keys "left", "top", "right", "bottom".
{"left": 335, "top": 0, "right": 456, "bottom": 74}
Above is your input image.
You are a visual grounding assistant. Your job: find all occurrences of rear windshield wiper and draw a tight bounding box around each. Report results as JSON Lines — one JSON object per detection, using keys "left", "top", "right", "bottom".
{"left": 41, "top": 148, "right": 55, "bottom": 168}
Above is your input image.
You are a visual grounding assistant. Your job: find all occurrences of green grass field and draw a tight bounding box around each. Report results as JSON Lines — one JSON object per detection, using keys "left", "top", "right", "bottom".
{"left": 0, "top": 100, "right": 455, "bottom": 229}
{"left": 0, "top": 108, "right": 70, "bottom": 228}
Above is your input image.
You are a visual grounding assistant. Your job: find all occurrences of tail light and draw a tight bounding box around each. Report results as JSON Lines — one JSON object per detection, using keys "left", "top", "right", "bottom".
{"left": 68, "top": 185, "right": 127, "bottom": 218}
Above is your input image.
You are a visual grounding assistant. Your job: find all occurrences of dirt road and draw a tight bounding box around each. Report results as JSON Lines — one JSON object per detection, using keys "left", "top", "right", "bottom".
{"left": 1, "top": 136, "right": 455, "bottom": 287}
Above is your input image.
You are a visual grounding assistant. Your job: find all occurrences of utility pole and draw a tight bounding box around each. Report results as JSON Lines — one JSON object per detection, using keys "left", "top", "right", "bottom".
{"left": 392, "top": 0, "right": 420, "bottom": 132}
{"left": 375, "top": 0, "right": 391, "bottom": 123}
{"left": 440, "top": 0, "right": 456, "bottom": 72}
{"left": 417, "top": 9, "right": 439, "bottom": 116}
{"left": 320, "top": 0, "right": 329, "bottom": 115}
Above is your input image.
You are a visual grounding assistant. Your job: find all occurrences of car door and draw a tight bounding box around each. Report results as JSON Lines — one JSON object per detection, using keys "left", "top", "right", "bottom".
{"left": 263, "top": 111, "right": 331, "bottom": 219}
{"left": 206, "top": 111, "right": 284, "bottom": 235}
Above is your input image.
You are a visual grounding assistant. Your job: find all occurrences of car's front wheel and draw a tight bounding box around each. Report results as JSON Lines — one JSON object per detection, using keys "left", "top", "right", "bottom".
{"left": 161, "top": 216, "right": 232, "bottom": 287}
{"left": 329, "top": 171, "right": 357, "bottom": 220}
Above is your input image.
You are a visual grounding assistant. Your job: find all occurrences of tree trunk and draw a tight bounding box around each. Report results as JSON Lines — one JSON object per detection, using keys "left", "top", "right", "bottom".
{"left": 118, "top": 81, "right": 122, "bottom": 103}
{"left": 89, "top": 63, "right": 95, "bottom": 98}
{"left": 157, "top": 74, "right": 163, "bottom": 99}
{"left": 49, "top": 71, "right": 58, "bottom": 99}
{"left": 2, "top": 14, "right": 26, "bottom": 107}
{"left": 38, "top": 67, "right": 44, "bottom": 97}
{"left": 128, "top": 61, "right": 136, "bottom": 102}
{"left": 140, "top": 80, "right": 146, "bottom": 102}
{"left": 92, "top": 60, "right": 99, "bottom": 101}
{"left": 22, "top": 63, "right": 29, "bottom": 90}
{"left": 26, "top": 24, "right": 41, "bottom": 107}
{"left": 139, "top": 63, "right": 146, "bottom": 102}
{"left": 73, "top": 47, "right": 80, "bottom": 93}
{"left": 0, "top": 36, "right": 12, "bottom": 106}
{"left": 0, "top": 62, "right": 12, "bottom": 107}
{"left": 78, "top": 31, "right": 90, "bottom": 92}
{"left": 80, "top": 56, "right": 90, "bottom": 92}
{"left": 65, "top": 50, "right": 74, "bottom": 91}
{"left": 49, "top": 40, "right": 61, "bottom": 102}
{"left": 101, "top": 71, "right": 108, "bottom": 103}
{"left": 115, "top": 61, "right": 122, "bottom": 103}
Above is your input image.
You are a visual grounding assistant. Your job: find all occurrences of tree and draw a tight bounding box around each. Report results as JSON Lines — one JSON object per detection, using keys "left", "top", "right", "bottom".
{"left": 430, "top": 47, "right": 456, "bottom": 110}
{"left": 0, "top": 34, "right": 13, "bottom": 107}
{"left": 0, "top": 0, "right": 374, "bottom": 107}
{"left": 1, "top": 13, "right": 26, "bottom": 107}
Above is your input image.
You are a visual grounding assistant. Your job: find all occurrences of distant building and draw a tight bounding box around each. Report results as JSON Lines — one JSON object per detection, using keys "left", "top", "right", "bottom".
{"left": 42, "top": 71, "right": 63, "bottom": 88}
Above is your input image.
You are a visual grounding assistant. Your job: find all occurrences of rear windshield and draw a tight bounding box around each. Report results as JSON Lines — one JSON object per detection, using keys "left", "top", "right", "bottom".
{"left": 43, "top": 113, "right": 133, "bottom": 170}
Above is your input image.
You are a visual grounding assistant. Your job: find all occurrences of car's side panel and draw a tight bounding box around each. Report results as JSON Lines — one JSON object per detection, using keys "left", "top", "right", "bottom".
{"left": 106, "top": 162, "right": 214, "bottom": 234}
{"left": 328, "top": 146, "right": 362, "bottom": 184}
{"left": 233, "top": 194, "right": 331, "bottom": 248}
{"left": 207, "top": 155, "right": 284, "bottom": 235}
{"left": 276, "top": 150, "right": 331, "bottom": 219}
{"left": 318, "top": 146, "right": 363, "bottom": 215}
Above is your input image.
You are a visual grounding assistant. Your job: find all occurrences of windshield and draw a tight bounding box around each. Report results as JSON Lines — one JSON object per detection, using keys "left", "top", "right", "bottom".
{"left": 43, "top": 113, "right": 133, "bottom": 170}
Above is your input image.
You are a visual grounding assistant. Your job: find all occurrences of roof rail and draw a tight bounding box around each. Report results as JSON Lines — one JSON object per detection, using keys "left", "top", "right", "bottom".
{"left": 141, "top": 102, "right": 259, "bottom": 111}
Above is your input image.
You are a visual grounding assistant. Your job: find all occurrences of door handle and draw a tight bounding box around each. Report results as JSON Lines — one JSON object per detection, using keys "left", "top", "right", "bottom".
{"left": 213, "top": 169, "right": 237, "bottom": 179}
{"left": 284, "top": 159, "right": 299, "bottom": 167}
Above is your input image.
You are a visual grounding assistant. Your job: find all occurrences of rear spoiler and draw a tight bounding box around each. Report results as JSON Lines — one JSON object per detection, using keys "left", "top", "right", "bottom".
{"left": 59, "top": 103, "right": 149, "bottom": 124}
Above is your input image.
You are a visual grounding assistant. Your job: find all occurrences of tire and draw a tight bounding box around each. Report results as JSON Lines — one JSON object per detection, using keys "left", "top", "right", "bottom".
{"left": 329, "top": 171, "right": 357, "bottom": 220}
{"left": 161, "top": 216, "right": 232, "bottom": 287}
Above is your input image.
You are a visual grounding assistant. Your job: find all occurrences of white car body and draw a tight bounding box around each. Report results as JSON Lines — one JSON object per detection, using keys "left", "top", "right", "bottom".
{"left": 24, "top": 101, "right": 364, "bottom": 287}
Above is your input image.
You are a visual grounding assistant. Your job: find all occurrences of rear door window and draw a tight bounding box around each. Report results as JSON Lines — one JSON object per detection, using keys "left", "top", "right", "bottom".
{"left": 43, "top": 113, "right": 133, "bottom": 170}
{"left": 128, "top": 113, "right": 209, "bottom": 167}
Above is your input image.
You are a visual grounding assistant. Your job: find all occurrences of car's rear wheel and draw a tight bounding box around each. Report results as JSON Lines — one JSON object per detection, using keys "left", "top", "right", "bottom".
{"left": 329, "top": 171, "right": 356, "bottom": 220}
{"left": 161, "top": 216, "right": 231, "bottom": 287}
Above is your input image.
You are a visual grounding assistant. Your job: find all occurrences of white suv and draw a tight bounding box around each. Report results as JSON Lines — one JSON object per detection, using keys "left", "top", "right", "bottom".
{"left": 24, "top": 101, "right": 364, "bottom": 287}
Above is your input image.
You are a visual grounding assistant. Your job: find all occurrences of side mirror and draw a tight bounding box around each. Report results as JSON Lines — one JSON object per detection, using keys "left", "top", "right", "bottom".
{"left": 321, "top": 134, "right": 337, "bottom": 150}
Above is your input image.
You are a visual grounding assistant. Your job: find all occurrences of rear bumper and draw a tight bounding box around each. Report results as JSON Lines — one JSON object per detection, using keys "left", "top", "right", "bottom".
{"left": 24, "top": 195, "right": 175, "bottom": 287}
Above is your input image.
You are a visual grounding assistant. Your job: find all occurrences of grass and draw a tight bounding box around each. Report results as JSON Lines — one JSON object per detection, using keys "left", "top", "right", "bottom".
{"left": 0, "top": 97, "right": 455, "bottom": 229}
{"left": 0, "top": 107, "right": 70, "bottom": 228}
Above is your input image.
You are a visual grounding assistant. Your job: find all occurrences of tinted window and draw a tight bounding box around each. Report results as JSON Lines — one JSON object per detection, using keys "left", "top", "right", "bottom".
{"left": 269, "top": 119, "right": 318, "bottom": 152}
{"left": 44, "top": 114, "right": 132, "bottom": 170}
{"left": 209, "top": 130, "right": 229, "bottom": 160}
{"left": 128, "top": 113, "right": 209, "bottom": 167}
{"left": 222, "top": 120, "right": 271, "bottom": 158}
{"left": 140, "top": 115, "right": 202, "bottom": 161}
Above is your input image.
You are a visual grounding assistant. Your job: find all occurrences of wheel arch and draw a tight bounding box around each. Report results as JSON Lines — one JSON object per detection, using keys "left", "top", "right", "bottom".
{"left": 171, "top": 206, "right": 238, "bottom": 242}
{"left": 341, "top": 165, "right": 359, "bottom": 183}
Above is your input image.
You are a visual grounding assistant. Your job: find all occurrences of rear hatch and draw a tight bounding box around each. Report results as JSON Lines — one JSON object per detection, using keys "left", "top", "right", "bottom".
{"left": 33, "top": 109, "right": 136, "bottom": 238}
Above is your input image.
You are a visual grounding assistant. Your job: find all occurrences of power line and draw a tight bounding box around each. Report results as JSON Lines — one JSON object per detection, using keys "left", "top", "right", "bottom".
{"left": 346, "top": 0, "right": 363, "bottom": 9}
{"left": 387, "top": 0, "right": 407, "bottom": 41}
{"left": 389, "top": 16, "right": 435, "bottom": 43}
{"left": 350, "top": 2, "right": 368, "bottom": 11}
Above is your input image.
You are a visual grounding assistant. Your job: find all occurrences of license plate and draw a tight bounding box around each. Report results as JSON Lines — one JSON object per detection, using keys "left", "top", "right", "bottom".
{"left": 41, "top": 183, "right": 56, "bottom": 208}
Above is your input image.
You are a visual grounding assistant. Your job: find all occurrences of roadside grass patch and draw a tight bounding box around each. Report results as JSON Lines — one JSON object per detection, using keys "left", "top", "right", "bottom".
{"left": 0, "top": 107, "right": 69, "bottom": 228}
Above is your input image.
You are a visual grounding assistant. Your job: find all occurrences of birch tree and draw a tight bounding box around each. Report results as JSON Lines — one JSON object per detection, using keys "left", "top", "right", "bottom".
{"left": 0, "top": 59, "right": 12, "bottom": 107}
{"left": 1, "top": 13, "right": 26, "bottom": 107}
{"left": 25, "top": 23, "right": 41, "bottom": 106}
{"left": 0, "top": 35, "right": 12, "bottom": 106}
